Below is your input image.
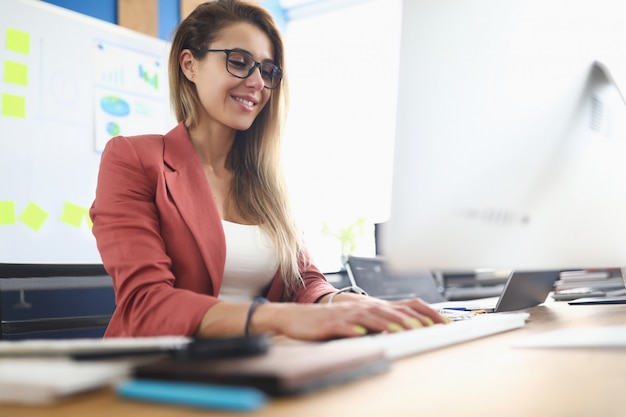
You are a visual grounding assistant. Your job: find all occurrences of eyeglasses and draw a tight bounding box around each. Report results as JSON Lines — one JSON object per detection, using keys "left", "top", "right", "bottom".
{"left": 197, "top": 48, "right": 282, "bottom": 89}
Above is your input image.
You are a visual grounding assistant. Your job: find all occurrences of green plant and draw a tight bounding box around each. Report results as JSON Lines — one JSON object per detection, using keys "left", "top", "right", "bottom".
{"left": 321, "top": 218, "right": 367, "bottom": 263}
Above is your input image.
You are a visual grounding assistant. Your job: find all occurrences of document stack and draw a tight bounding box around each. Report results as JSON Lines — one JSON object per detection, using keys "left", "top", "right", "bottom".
{"left": 554, "top": 269, "right": 626, "bottom": 293}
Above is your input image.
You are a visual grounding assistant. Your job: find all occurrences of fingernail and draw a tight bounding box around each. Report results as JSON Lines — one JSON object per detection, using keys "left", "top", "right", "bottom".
{"left": 404, "top": 318, "right": 423, "bottom": 329}
{"left": 387, "top": 323, "right": 404, "bottom": 332}
{"left": 424, "top": 317, "right": 435, "bottom": 326}
{"left": 353, "top": 325, "right": 368, "bottom": 335}
{"left": 442, "top": 316, "right": 454, "bottom": 324}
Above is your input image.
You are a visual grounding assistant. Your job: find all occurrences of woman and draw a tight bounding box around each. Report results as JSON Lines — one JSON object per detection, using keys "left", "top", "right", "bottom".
{"left": 90, "top": 0, "right": 446, "bottom": 340}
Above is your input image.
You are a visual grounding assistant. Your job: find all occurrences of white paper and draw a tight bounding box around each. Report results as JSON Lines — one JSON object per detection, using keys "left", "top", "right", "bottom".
{"left": 0, "top": 358, "right": 129, "bottom": 405}
{"left": 513, "top": 326, "right": 626, "bottom": 348}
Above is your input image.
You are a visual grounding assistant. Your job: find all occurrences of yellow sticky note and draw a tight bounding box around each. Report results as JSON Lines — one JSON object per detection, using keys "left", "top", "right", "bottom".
{"left": 1, "top": 93, "right": 26, "bottom": 118}
{"left": 19, "top": 202, "right": 48, "bottom": 232}
{"left": 0, "top": 201, "right": 16, "bottom": 225}
{"left": 5, "top": 28, "right": 30, "bottom": 54}
{"left": 4, "top": 60, "right": 28, "bottom": 86}
{"left": 61, "top": 201, "right": 87, "bottom": 228}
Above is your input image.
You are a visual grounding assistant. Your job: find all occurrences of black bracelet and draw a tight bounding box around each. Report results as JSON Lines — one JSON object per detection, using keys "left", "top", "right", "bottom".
{"left": 244, "top": 297, "right": 269, "bottom": 337}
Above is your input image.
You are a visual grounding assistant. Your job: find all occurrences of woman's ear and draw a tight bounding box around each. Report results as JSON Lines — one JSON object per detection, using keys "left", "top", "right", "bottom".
{"left": 180, "top": 49, "right": 195, "bottom": 82}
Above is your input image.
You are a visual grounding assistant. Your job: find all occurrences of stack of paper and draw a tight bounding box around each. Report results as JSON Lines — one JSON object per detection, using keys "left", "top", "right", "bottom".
{"left": 555, "top": 270, "right": 625, "bottom": 292}
{"left": 0, "top": 358, "right": 129, "bottom": 405}
{"left": 0, "top": 336, "right": 191, "bottom": 405}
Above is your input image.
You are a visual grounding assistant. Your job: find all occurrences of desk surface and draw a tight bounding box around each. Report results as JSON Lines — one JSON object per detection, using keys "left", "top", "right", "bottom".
{"left": 2, "top": 301, "right": 625, "bottom": 417}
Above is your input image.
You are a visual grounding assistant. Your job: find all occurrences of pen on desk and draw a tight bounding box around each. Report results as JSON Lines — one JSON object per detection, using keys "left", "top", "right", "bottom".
{"left": 441, "top": 307, "right": 469, "bottom": 311}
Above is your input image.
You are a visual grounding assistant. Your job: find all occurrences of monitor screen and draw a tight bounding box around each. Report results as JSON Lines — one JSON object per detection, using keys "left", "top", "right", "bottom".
{"left": 384, "top": 0, "right": 626, "bottom": 273}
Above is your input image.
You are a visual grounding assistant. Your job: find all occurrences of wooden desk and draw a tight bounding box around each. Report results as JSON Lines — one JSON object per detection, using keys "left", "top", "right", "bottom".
{"left": 2, "top": 301, "right": 625, "bottom": 417}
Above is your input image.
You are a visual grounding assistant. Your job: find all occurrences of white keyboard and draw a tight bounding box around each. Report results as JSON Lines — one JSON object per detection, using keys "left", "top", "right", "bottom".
{"left": 325, "top": 312, "right": 529, "bottom": 360}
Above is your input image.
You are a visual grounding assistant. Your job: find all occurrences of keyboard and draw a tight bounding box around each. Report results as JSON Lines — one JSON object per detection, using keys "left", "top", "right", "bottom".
{"left": 325, "top": 312, "right": 529, "bottom": 360}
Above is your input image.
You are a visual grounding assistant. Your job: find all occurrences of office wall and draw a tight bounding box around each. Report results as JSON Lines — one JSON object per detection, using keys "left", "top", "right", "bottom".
{"left": 41, "top": 0, "right": 117, "bottom": 24}
{"left": 42, "top": 0, "right": 177, "bottom": 40}
{"left": 42, "top": 0, "right": 275, "bottom": 41}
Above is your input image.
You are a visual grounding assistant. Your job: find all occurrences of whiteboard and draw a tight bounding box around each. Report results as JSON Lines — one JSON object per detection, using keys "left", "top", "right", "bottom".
{"left": 0, "top": 0, "right": 174, "bottom": 264}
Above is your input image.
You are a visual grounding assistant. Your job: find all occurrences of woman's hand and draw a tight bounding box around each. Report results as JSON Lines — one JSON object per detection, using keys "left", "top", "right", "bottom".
{"left": 250, "top": 297, "right": 450, "bottom": 341}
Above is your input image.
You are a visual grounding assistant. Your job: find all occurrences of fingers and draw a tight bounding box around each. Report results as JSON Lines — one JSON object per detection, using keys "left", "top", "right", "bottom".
{"left": 392, "top": 298, "right": 449, "bottom": 325}
{"left": 275, "top": 300, "right": 450, "bottom": 342}
{"left": 325, "top": 300, "right": 447, "bottom": 337}
{"left": 326, "top": 304, "right": 402, "bottom": 335}
{"left": 349, "top": 295, "right": 446, "bottom": 325}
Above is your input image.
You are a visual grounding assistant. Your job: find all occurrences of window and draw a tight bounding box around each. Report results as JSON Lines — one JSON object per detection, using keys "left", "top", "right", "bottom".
{"left": 282, "top": 0, "right": 402, "bottom": 272}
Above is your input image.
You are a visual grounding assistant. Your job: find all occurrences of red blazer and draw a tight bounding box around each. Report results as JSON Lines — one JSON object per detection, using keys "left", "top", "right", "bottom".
{"left": 90, "top": 122, "right": 336, "bottom": 337}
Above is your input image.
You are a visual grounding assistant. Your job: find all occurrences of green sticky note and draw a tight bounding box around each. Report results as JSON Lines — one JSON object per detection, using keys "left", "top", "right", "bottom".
{"left": 19, "top": 202, "right": 48, "bottom": 232}
{"left": 61, "top": 201, "right": 87, "bottom": 228}
{"left": 4, "top": 60, "right": 28, "bottom": 86}
{"left": 6, "top": 28, "right": 30, "bottom": 54}
{"left": 1, "top": 93, "right": 26, "bottom": 118}
{"left": 0, "top": 201, "right": 16, "bottom": 225}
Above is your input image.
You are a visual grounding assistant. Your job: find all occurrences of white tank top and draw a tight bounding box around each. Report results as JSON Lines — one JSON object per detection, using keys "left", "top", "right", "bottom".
{"left": 219, "top": 220, "right": 278, "bottom": 302}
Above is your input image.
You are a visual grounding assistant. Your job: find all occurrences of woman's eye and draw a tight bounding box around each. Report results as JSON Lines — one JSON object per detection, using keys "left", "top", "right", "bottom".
{"left": 228, "top": 59, "right": 248, "bottom": 69}
{"left": 260, "top": 68, "right": 272, "bottom": 80}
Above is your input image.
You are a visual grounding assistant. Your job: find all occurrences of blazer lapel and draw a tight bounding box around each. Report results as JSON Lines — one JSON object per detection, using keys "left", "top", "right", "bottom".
{"left": 162, "top": 123, "right": 226, "bottom": 293}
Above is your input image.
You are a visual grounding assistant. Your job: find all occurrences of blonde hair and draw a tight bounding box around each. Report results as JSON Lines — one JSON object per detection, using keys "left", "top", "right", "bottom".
{"left": 168, "top": 0, "right": 306, "bottom": 292}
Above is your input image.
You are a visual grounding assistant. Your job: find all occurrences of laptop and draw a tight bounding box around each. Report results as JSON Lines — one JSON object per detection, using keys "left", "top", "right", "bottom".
{"left": 346, "top": 255, "right": 446, "bottom": 303}
{"left": 434, "top": 270, "right": 558, "bottom": 313}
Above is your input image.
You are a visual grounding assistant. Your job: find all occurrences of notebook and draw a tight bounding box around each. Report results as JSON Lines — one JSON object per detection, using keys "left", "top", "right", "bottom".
{"left": 435, "top": 270, "right": 558, "bottom": 313}
{"left": 133, "top": 340, "right": 390, "bottom": 397}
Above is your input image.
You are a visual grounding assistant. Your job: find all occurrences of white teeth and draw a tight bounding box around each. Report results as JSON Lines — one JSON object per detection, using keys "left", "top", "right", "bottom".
{"left": 234, "top": 96, "right": 254, "bottom": 106}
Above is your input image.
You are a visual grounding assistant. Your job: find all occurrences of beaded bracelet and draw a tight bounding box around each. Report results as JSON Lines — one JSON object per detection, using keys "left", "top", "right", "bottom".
{"left": 244, "top": 297, "right": 269, "bottom": 337}
{"left": 327, "top": 286, "right": 369, "bottom": 304}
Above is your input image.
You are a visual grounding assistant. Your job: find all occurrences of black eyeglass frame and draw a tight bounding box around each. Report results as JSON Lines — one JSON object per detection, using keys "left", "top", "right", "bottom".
{"left": 195, "top": 48, "right": 283, "bottom": 90}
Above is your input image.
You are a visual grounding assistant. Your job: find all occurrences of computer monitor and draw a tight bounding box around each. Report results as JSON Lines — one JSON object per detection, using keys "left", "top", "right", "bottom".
{"left": 383, "top": 0, "right": 626, "bottom": 273}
